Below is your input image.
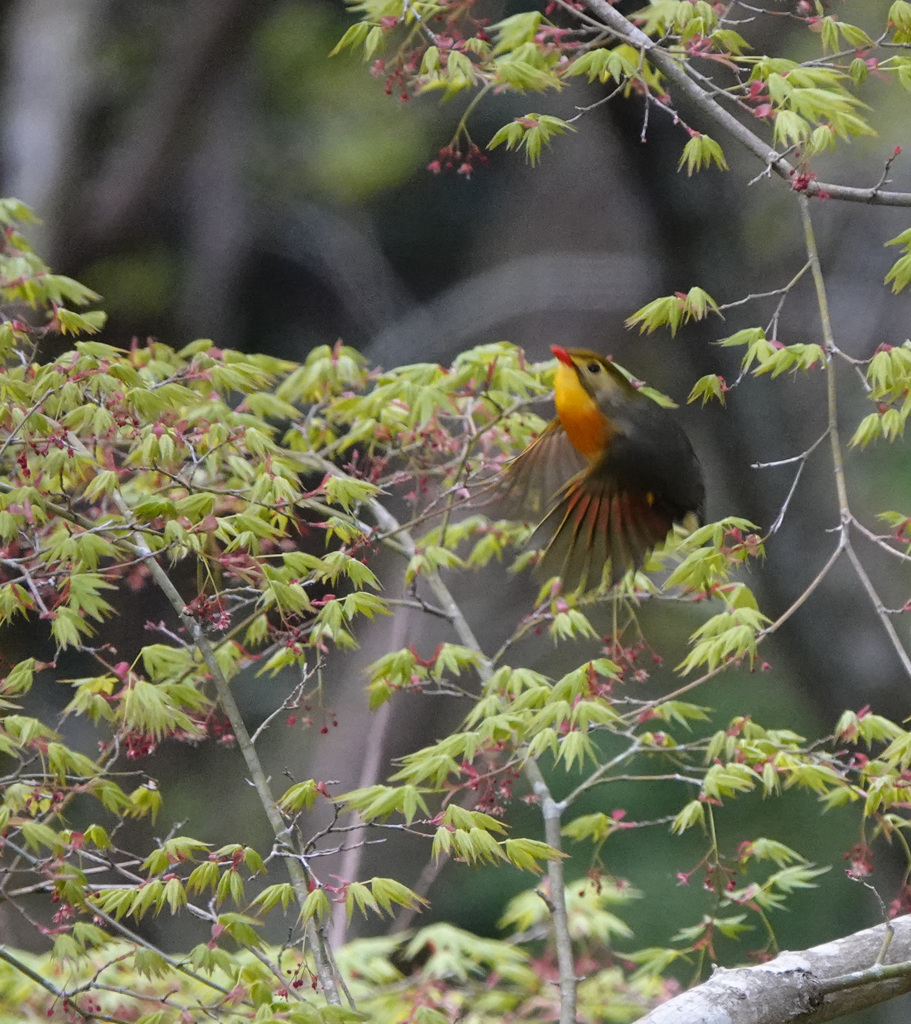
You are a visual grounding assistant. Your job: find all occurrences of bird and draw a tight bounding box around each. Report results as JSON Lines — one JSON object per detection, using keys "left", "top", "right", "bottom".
{"left": 501, "top": 345, "right": 705, "bottom": 591}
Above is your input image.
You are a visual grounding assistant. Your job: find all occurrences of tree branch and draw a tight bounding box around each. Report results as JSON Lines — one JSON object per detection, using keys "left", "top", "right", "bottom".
{"left": 636, "top": 915, "right": 911, "bottom": 1023}
{"left": 0, "top": 945, "right": 95, "bottom": 1022}
{"left": 581, "top": 0, "right": 911, "bottom": 207}
{"left": 100, "top": 485, "right": 343, "bottom": 1006}
{"left": 799, "top": 197, "right": 911, "bottom": 680}
{"left": 523, "top": 757, "right": 577, "bottom": 1024}
{"left": 366, "top": 494, "right": 578, "bottom": 1020}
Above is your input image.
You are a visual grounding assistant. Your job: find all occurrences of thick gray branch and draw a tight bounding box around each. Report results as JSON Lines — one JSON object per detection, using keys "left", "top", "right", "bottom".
{"left": 638, "top": 916, "right": 911, "bottom": 1024}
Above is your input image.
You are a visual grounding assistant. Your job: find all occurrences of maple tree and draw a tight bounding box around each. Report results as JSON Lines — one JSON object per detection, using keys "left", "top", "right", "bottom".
{"left": 4, "top": 1, "right": 911, "bottom": 1022}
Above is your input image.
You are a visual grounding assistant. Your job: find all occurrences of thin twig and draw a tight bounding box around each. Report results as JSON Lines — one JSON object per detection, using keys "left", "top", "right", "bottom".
{"left": 844, "top": 540, "right": 911, "bottom": 679}
{"left": 852, "top": 518, "right": 911, "bottom": 564}
{"left": 249, "top": 660, "right": 320, "bottom": 746}
{"left": 561, "top": 737, "right": 643, "bottom": 806}
{"left": 580, "top": 0, "right": 911, "bottom": 207}
{"left": 0, "top": 945, "right": 96, "bottom": 1022}
{"left": 754, "top": 432, "right": 828, "bottom": 536}
{"left": 58, "top": 453, "right": 344, "bottom": 1006}
{"left": 799, "top": 197, "right": 911, "bottom": 681}
{"left": 758, "top": 538, "right": 845, "bottom": 639}
{"left": 818, "top": 957, "right": 911, "bottom": 996}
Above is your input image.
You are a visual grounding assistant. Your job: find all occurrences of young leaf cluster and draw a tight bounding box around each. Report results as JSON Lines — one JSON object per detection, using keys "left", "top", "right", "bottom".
{"left": 6, "top": 196, "right": 911, "bottom": 1024}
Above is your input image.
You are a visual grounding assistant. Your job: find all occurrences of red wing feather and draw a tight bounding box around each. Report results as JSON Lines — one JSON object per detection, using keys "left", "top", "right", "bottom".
{"left": 485, "top": 422, "right": 587, "bottom": 521}
{"left": 534, "top": 470, "right": 675, "bottom": 589}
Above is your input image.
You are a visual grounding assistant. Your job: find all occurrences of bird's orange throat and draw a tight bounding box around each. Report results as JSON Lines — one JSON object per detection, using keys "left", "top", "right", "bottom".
{"left": 553, "top": 361, "right": 611, "bottom": 461}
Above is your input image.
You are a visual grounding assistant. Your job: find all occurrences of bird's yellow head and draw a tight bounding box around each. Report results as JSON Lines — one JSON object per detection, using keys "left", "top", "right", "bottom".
{"left": 551, "top": 346, "right": 633, "bottom": 462}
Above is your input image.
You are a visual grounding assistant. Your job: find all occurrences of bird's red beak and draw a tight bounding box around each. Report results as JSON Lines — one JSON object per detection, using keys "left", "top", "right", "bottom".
{"left": 551, "top": 345, "right": 573, "bottom": 366}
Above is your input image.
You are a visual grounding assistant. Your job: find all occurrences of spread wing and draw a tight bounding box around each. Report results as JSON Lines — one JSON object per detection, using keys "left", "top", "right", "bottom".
{"left": 484, "top": 420, "right": 588, "bottom": 521}
{"left": 534, "top": 469, "right": 676, "bottom": 590}
{"left": 533, "top": 420, "right": 704, "bottom": 590}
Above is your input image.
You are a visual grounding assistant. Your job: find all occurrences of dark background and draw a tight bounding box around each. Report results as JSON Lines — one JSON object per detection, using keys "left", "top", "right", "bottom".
{"left": 2, "top": 1, "right": 911, "bottom": 1018}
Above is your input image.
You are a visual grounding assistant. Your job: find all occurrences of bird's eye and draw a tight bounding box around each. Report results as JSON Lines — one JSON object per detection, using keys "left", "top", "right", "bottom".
{"left": 587, "top": 362, "right": 601, "bottom": 374}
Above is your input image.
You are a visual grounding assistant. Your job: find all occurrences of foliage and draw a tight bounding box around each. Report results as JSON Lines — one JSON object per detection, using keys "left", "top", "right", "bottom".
{"left": 332, "top": 0, "right": 911, "bottom": 213}
{"left": 0, "top": 168, "right": 911, "bottom": 1024}
{"left": 3, "top": 7, "right": 911, "bottom": 1021}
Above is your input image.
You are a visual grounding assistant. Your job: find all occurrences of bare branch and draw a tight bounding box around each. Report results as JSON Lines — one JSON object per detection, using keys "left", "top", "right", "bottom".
{"left": 523, "top": 757, "right": 577, "bottom": 1024}
{"left": 636, "top": 916, "right": 911, "bottom": 1024}
{"left": 799, "top": 197, "right": 911, "bottom": 680}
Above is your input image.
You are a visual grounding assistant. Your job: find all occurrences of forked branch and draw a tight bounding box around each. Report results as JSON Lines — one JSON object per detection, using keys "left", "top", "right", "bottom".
{"left": 799, "top": 198, "right": 911, "bottom": 680}
{"left": 580, "top": 0, "right": 911, "bottom": 207}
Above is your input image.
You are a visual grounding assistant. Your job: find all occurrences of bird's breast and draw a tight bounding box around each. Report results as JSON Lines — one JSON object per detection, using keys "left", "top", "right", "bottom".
{"left": 553, "top": 362, "right": 612, "bottom": 462}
